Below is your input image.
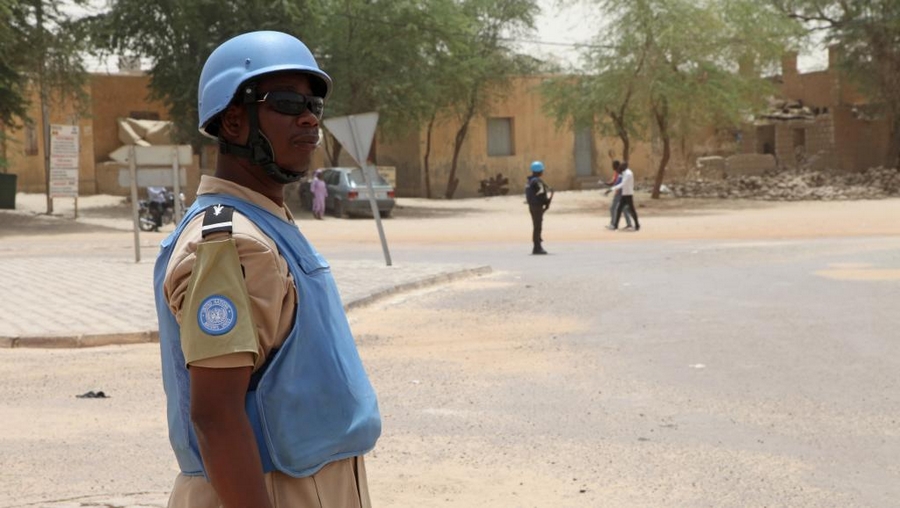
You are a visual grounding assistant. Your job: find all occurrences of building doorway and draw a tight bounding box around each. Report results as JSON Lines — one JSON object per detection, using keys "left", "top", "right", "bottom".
{"left": 574, "top": 128, "right": 593, "bottom": 176}
{"left": 756, "top": 125, "right": 775, "bottom": 155}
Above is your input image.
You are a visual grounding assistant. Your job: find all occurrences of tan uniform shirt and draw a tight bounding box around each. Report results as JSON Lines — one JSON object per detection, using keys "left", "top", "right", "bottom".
{"left": 163, "top": 175, "right": 370, "bottom": 508}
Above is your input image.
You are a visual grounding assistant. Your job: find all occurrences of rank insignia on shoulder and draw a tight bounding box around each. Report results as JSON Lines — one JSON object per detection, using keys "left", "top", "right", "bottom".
{"left": 201, "top": 204, "right": 234, "bottom": 238}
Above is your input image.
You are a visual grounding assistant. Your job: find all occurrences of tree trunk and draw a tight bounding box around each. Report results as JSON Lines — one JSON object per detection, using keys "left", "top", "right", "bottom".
{"left": 608, "top": 111, "right": 630, "bottom": 161}
{"left": 651, "top": 99, "right": 670, "bottom": 199}
{"left": 423, "top": 113, "right": 435, "bottom": 198}
{"left": 887, "top": 114, "right": 900, "bottom": 170}
{"left": 36, "top": 1, "right": 52, "bottom": 214}
{"left": 445, "top": 97, "right": 477, "bottom": 199}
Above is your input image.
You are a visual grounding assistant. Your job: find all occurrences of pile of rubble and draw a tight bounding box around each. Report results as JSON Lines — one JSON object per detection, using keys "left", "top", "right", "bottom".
{"left": 667, "top": 166, "right": 900, "bottom": 201}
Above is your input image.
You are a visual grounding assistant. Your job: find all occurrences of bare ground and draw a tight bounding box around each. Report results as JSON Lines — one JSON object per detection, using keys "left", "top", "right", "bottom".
{"left": 1, "top": 191, "right": 898, "bottom": 506}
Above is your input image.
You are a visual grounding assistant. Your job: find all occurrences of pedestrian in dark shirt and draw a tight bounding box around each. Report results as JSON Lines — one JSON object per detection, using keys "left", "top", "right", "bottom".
{"left": 601, "top": 160, "right": 633, "bottom": 230}
{"left": 525, "top": 160, "right": 553, "bottom": 254}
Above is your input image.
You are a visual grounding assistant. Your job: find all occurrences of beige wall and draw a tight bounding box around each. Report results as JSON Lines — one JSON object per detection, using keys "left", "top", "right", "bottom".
{"left": 1, "top": 73, "right": 171, "bottom": 195}
{"left": 2, "top": 88, "right": 95, "bottom": 193}
{"left": 416, "top": 76, "right": 577, "bottom": 198}
{"left": 376, "top": 76, "right": 663, "bottom": 198}
{"left": 90, "top": 74, "right": 170, "bottom": 166}
{"left": 6, "top": 59, "right": 888, "bottom": 200}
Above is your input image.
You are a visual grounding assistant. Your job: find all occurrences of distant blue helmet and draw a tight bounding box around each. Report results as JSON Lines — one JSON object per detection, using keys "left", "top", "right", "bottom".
{"left": 530, "top": 161, "right": 545, "bottom": 173}
{"left": 198, "top": 31, "right": 332, "bottom": 138}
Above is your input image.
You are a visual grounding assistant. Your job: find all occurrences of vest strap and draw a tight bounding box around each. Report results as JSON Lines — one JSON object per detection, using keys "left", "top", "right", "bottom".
{"left": 201, "top": 204, "right": 234, "bottom": 238}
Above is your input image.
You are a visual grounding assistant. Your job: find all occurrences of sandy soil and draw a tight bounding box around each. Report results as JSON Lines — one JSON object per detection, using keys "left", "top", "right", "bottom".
{"left": 8, "top": 190, "right": 900, "bottom": 246}
{"left": 2, "top": 191, "right": 898, "bottom": 506}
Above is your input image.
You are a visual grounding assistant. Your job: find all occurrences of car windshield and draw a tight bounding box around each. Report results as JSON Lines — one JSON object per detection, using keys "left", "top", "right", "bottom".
{"left": 348, "top": 168, "right": 390, "bottom": 187}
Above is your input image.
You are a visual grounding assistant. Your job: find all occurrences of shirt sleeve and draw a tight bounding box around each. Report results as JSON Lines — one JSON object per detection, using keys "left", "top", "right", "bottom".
{"left": 165, "top": 213, "right": 295, "bottom": 371}
{"left": 610, "top": 177, "right": 625, "bottom": 192}
{"left": 178, "top": 237, "right": 259, "bottom": 367}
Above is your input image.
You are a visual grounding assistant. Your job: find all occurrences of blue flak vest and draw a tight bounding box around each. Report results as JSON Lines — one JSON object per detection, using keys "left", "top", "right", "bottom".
{"left": 154, "top": 193, "right": 381, "bottom": 478}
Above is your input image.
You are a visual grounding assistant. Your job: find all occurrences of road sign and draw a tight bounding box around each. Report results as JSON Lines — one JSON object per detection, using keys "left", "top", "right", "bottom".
{"left": 109, "top": 145, "right": 193, "bottom": 166}
{"left": 49, "top": 125, "right": 79, "bottom": 198}
{"left": 323, "top": 113, "right": 378, "bottom": 166}
{"left": 118, "top": 167, "right": 187, "bottom": 187}
{"left": 323, "top": 113, "right": 392, "bottom": 266}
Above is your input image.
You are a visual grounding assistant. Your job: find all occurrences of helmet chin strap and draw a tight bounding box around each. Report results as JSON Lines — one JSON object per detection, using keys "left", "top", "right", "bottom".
{"left": 218, "top": 83, "right": 306, "bottom": 184}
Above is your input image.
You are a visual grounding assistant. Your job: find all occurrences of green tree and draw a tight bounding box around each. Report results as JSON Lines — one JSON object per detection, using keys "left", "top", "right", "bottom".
{"left": 4, "top": 0, "right": 91, "bottom": 210}
{"left": 541, "top": 35, "right": 650, "bottom": 162}
{"left": 436, "top": 0, "right": 539, "bottom": 199}
{"left": 86, "top": 0, "right": 318, "bottom": 148}
{"left": 544, "top": 0, "right": 800, "bottom": 198}
{"left": 89, "top": 0, "right": 537, "bottom": 198}
{"left": 771, "top": 0, "right": 900, "bottom": 169}
{"left": 310, "top": 0, "right": 450, "bottom": 165}
{"left": 392, "top": 0, "right": 470, "bottom": 198}
{"left": 0, "top": 0, "right": 28, "bottom": 130}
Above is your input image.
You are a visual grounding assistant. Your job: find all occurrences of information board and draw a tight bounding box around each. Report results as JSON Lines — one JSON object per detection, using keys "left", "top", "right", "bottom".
{"left": 49, "top": 125, "right": 79, "bottom": 198}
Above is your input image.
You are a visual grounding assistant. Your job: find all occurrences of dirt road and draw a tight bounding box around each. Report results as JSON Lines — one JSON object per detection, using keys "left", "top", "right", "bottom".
{"left": 2, "top": 192, "right": 898, "bottom": 507}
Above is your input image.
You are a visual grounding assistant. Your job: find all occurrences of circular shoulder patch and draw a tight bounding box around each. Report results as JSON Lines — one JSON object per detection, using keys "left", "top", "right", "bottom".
{"left": 197, "top": 295, "right": 237, "bottom": 336}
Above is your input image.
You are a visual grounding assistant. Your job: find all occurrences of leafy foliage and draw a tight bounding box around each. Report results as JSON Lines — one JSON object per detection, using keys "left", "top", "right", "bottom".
{"left": 0, "top": 0, "right": 90, "bottom": 126}
{"left": 85, "top": 0, "right": 318, "bottom": 147}
{"left": 426, "top": 0, "right": 539, "bottom": 198}
{"left": 0, "top": 0, "right": 28, "bottom": 128}
{"left": 543, "top": 0, "right": 801, "bottom": 197}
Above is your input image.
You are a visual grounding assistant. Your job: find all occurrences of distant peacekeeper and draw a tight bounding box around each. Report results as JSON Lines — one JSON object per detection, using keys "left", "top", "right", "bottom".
{"left": 153, "top": 31, "right": 380, "bottom": 508}
{"left": 525, "top": 160, "right": 554, "bottom": 255}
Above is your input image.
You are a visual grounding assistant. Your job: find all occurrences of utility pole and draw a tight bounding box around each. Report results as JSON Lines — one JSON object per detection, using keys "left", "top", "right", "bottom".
{"left": 35, "top": 0, "right": 53, "bottom": 214}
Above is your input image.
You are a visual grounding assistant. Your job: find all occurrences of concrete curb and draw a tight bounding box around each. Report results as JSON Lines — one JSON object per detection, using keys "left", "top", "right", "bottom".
{"left": 0, "top": 265, "right": 492, "bottom": 349}
{"left": 0, "top": 330, "right": 159, "bottom": 349}
{"left": 344, "top": 265, "right": 493, "bottom": 312}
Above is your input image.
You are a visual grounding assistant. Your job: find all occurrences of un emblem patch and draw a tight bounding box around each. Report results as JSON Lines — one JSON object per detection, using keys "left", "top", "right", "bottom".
{"left": 197, "top": 295, "right": 237, "bottom": 335}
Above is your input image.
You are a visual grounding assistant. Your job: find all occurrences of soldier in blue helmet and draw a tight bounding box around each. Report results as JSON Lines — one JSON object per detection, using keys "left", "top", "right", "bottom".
{"left": 525, "top": 160, "right": 554, "bottom": 254}
{"left": 153, "top": 31, "right": 380, "bottom": 508}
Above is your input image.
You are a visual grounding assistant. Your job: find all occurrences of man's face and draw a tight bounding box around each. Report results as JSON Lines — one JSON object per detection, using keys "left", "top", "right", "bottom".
{"left": 255, "top": 72, "right": 322, "bottom": 175}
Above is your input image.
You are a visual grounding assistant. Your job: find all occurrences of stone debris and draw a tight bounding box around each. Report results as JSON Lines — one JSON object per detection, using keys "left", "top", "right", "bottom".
{"left": 668, "top": 166, "right": 900, "bottom": 201}
{"left": 760, "top": 98, "right": 823, "bottom": 121}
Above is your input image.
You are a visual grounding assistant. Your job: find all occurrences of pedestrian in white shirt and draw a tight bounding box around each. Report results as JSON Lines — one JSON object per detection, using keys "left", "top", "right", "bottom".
{"left": 601, "top": 160, "right": 633, "bottom": 230}
{"left": 609, "top": 161, "right": 640, "bottom": 231}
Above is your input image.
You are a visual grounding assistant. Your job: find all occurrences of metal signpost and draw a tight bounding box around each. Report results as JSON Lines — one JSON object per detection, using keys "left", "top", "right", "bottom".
{"left": 323, "top": 112, "right": 392, "bottom": 267}
{"left": 116, "top": 145, "right": 192, "bottom": 262}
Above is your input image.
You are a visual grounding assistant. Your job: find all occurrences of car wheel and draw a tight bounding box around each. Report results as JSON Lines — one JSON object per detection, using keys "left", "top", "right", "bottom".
{"left": 332, "top": 199, "right": 344, "bottom": 218}
{"left": 380, "top": 209, "right": 392, "bottom": 218}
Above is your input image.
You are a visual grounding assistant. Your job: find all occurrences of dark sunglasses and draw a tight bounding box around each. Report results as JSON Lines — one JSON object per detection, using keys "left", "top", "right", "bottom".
{"left": 256, "top": 91, "right": 325, "bottom": 119}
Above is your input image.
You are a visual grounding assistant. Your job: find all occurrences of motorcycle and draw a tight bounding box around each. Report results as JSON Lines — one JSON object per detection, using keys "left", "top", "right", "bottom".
{"left": 139, "top": 187, "right": 184, "bottom": 232}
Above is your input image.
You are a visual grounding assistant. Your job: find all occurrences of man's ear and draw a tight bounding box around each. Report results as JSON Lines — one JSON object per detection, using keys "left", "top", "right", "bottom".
{"left": 219, "top": 104, "right": 247, "bottom": 143}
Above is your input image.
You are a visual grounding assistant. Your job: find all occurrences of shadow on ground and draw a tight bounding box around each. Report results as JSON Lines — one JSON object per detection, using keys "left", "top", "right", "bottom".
{"left": 554, "top": 194, "right": 777, "bottom": 218}
{"left": 0, "top": 211, "right": 124, "bottom": 237}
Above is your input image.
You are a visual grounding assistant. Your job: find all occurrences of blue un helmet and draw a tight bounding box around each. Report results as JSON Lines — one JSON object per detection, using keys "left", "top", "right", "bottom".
{"left": 530, "top": 160, "right": 545, "bottom": 173}
{"left": 198, "top": 31, "right": 332, "bottom": 183}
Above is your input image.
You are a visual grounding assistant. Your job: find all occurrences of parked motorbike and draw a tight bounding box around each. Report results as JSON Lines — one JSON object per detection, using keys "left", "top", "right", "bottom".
{"left": 139, "top": 187, "right": 184, "bottom": 232}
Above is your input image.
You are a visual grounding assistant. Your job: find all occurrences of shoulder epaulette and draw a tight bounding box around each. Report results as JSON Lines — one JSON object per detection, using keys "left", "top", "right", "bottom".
{"left": 201, "top": 204, "right": 235, "bottom": 238}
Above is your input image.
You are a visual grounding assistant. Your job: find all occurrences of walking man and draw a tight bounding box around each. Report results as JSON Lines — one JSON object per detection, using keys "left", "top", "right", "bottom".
{"left": 153, "top": 31, "right": 380, "bottom": 508}
{"left": 610, "top": 160, "right": 640, "bottom": 231}
{"left": 602, "top": 160, "right": 633, "bottom": 230}
{"left": 525, "top": 160, "right": 553, "bottom": 254}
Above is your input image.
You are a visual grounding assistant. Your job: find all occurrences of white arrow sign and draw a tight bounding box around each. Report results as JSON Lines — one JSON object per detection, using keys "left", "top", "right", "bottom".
{"left": 323, "top": 112, "right": 392, "bottom": 266}
{"left": 109, "top": 144, "right": 193, "bottom": 165}
{"left": 323, "top": 113, "right": 378, "bottom": 167}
